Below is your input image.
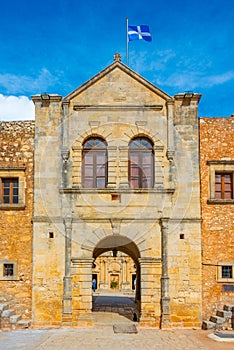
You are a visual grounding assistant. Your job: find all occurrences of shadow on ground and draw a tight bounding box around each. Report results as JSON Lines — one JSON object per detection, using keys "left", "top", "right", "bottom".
{"left": 92, "top": 293, "right": 138, "bottom": 322}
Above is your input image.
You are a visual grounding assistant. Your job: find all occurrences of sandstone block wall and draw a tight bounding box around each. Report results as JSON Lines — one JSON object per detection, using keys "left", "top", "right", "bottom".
{"left": 0, "top": 121, "right": 34, "bottom": 319}
{"left": 200, "top": 116, "right": 234, "bottom": 319}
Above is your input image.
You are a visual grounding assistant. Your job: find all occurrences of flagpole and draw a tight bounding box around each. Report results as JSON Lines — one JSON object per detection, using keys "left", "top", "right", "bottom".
{"left": 126, "top": 18, "right": 129, "bottom": 66}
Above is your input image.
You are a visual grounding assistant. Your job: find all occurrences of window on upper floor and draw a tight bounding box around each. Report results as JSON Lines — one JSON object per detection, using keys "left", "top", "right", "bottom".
{"left": 1, "top": 178, "right": 19, "bottom": 204}
{"left": 0, "top": 167, "right": 26, "bottom": 210}
{"left": 207, "top": 160, "right": 234, "bottom": 204}
{"left": 129, "top": 137, "right": 154, "bottom": 189}
{"left": 215, "top": 173, "right": 233, "bottom": 199}
{"left": 82, "top": 137, "right": 108, "bottom": 188}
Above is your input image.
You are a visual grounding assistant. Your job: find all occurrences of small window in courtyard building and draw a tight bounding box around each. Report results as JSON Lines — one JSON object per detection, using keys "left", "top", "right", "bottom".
{"left": 3, "top": 263, "right": 14, "bottom": 276}
{"left": 82, "top": 138, "right": 107, "bottom": 188}
{"left": 2, "top": 178, "right": 19, "bottom": 204}
{"left": 129, "top": 137, "right": 154, "bottom": 189}
{"left": 215, "top": 173, "right": 233, "bottom": 199}
{"left": 222, "top": 266, "right": 233, "bottom": 279}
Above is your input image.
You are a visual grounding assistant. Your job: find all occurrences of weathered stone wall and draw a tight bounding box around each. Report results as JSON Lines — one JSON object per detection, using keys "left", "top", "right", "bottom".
{"left": 168, "top": 94, "right": 202, "bottom": 328}
{"left": 32, "top": 61, "right": 203, "bottom": 328}
{"left": 0, "top": 121, "right": 34, "bottom": 319}
{"left": 200, "top": 116, "right": 234, "bottom": 319}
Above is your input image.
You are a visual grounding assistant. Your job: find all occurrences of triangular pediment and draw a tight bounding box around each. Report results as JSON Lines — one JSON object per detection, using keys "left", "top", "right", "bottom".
{"left": 64, "top": 60, "right": 171, "bottom": 105}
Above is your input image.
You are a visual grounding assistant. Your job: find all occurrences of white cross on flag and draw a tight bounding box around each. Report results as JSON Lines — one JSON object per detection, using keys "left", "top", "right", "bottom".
{"left": 128, "top": 25, "right": 152, "bottom": 42}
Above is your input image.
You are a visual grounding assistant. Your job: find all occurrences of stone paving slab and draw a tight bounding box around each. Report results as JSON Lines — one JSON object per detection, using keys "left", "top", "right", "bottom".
{"left": 1, "top": 327, "right": 231, "bottom": 350}
{"left": 113, "top": 324, "right": 138, "bottom": 334}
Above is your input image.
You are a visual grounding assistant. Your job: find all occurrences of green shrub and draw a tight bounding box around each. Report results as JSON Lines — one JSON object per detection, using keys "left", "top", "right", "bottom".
{"left": 110, "top": 281, "right": 118, "bottom": 289}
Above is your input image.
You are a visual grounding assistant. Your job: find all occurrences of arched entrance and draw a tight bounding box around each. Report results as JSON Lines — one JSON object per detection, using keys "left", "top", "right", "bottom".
{"left": 71, "top": 234, "right": 162, "bottom": 327}
{"left": 92, "top": 235, "right": 141, "bottom": 322}
{"left": 93, "top": 236, "right": 140, "bottom": 296}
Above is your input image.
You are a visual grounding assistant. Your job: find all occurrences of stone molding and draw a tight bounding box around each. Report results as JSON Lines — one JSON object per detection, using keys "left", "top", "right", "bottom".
{"left": 59, "top": 188, "right": 175, "bottom": 194}
{"left": 73, "top": 104, "right": 163, "bottom": 111}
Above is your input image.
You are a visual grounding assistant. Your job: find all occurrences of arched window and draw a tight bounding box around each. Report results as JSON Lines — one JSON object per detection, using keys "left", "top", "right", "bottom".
{"left": 82, "top": 137, "right": 107, "bottom": 188}
{"left": 129, "top": 137, "right": 154, "bottom": 188}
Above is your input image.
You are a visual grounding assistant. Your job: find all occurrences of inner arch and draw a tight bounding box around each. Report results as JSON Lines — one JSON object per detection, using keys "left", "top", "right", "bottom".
{"left": 93, "top": 235, "right": 141, "bottom": 264}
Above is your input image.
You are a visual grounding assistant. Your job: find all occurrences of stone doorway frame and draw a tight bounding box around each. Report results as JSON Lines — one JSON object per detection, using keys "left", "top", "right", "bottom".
{"left": 69, "top": 234, "right": 163, "bottom": 327}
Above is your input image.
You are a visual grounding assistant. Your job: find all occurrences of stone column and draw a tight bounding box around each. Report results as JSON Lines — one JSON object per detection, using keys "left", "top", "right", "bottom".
{"left": 139, "top": 257, "right": 161, "bottom": 327}
{"left": 71, "top": 258, "right": 94, "bottom": 326}
{"left": 121, "top": 259, "right": 125, "bottom": 283}
{"left": 62, "top": 217, "right": 72, "bottom": 324}
{"left": 160, "top": 219, "right": 170, "bottom": 327}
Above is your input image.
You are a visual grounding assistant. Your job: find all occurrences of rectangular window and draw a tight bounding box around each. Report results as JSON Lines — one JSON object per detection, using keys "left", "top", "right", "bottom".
{"left": 3, "top": 263, "right": 14, "bottom": 276}
{"left": 215, "top": 173, "right": 233, "bottom": 199}
{"left": 217, "top": 262, "right": 234, "bottom": 282}
{"left": 222, "top": 266, "right": 233, "bottom": 279}
{"left": 2, "top": 178, "right": 19, "bottom": 204}
{"left": 0, "top": 260, "right": 17, "bottom": 280}
{"left": 207, "top": 161, "right": 234, "bottom": 203}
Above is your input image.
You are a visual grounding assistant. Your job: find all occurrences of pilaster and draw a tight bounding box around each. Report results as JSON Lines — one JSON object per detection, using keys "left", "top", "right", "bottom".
{"left": 71, "top": 258, "right": 94, "bottom": 326}
{"left": 160, "top": 218, "right": 171, "bottom": 327}
{"left": 62, "top": 217, "right": 72, "bottom": 324}
{"left": 139, "top": 257, "right": 161, "bottom": 327}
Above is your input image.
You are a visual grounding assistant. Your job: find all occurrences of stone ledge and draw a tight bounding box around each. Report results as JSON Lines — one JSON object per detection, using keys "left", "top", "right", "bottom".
{"left": 207, "top": 199, "right": 234, "bottom": 205}
{"left": 60, "top": 187, "right": 175, "bottom": 194}
{"left": 0, "top": 204, "right": 26, "bottom": 210}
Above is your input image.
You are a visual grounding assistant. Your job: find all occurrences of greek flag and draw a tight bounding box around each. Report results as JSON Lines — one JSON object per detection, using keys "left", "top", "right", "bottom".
{"left": 128, "top": 25, "right": 152, "bottom": 42}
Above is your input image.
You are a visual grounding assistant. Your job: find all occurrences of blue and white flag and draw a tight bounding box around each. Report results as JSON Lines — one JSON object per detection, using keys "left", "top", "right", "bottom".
{"left": 128, "top": 25, "right": 152, "bottom": 42}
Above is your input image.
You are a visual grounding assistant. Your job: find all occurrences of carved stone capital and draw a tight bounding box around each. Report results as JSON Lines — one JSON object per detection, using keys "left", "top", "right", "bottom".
{"left": 61, "top": 148, "right": 70, "bottom": 163}
{"left": 166, "top": 150, "right": 175, "bottom": 160}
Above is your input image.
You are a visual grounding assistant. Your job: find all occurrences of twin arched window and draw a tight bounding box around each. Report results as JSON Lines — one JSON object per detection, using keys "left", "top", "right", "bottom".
{"left": 82, "top": 138, "right": 107, "bottom": 188}
{"left": 129, "top": 137, "right": 154, "bottom": 188}
{"left": 82, "top": 136, "right": 154, "bottom": 189}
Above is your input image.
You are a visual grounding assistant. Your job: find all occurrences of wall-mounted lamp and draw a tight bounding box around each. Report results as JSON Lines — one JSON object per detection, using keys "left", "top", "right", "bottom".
{"left": 41, "top": 93, "right": 50, "bottom": 100}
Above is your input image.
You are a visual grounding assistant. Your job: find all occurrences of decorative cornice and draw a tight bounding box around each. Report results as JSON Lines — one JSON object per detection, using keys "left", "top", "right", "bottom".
{"left": 31, "top": 94, "right": 62, "bottom": 103}
{"left": 73, "top": 104, "right": 163, "bottom": 111}
{"left": 59, "top": 187, "right": 175, "bottom": 194}
{"left": 0, "top": 166, "right": 26, "bottom": 171}
{"left": 207, "top": 160, "right": 234, "bottom": 165}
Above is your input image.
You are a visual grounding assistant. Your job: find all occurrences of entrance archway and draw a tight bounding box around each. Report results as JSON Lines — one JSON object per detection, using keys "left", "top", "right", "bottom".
{"left": 92, "top": 235, "right": 141, "bottom": 322}
{"left": 71, "top": 235, "right": 162, "bottom": 327}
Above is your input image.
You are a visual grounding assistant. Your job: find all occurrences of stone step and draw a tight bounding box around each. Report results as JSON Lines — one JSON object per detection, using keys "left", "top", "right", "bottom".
{"left": 224, "top": 305, "right": 234, "bottom": 312}
{"left": 10, "top": 314, "right": 22, "bottom": 324}
{"left": 210, "top": 315, "right": 225, "bottom": 324}
{"left": 217, "top": 310, "right": 232, "bottom": 319}
{"left": 202, "top": 320, "right": 216, "bottom": 330}
{"left": 17, "top": 319, "right": 31, "bottom": 328}
{"left": 0, "top": 303, "right": 9, "bottom": 314}
{"left": 1, "top": 309, "right": 15, "bottom": 317}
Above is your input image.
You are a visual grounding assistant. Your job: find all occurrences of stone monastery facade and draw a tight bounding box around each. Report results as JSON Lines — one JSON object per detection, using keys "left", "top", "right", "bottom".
{"left": 0, "top": 55, "right": 233, "bottom": 329}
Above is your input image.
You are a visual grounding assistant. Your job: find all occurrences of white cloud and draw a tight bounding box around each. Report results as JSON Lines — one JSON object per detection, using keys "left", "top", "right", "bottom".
{"left": 129, "top": 49, "right": 176, "bottom": 74}
{"left": 0, "top": 94, "right": 34, "bottom": 121}
{"left": 155, "top": 70, "right": 234, "bottom": 90}
{"left": 0, "top": 68, "right": 59, "bottom": 95}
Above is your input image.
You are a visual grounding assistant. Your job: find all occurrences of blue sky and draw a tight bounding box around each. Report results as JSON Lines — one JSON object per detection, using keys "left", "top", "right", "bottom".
{"left": 0, "top": 0, "right": 234, "bottom": 120}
